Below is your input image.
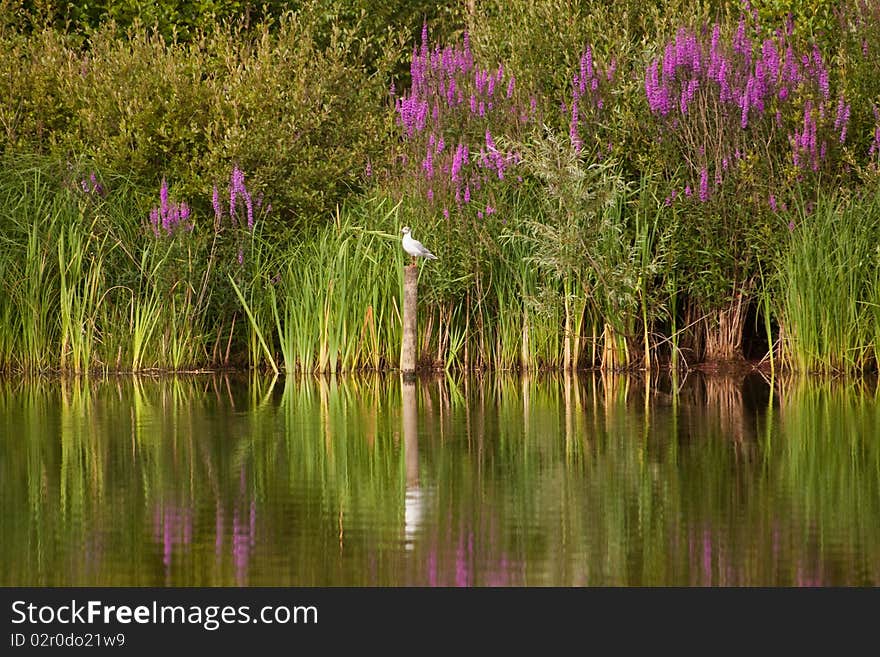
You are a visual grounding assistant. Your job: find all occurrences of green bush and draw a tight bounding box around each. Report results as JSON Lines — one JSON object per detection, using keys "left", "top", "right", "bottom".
{"left": 0, "top": 3, "right": 400, "bottom": 230}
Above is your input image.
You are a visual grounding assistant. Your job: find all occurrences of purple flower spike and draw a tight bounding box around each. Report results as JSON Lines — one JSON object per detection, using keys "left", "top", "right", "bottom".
{"left": 160, "top": 178, "right": 169, "bottom": 218}
{"left": 212, "top": 185, "right": 222, "bottom": 224}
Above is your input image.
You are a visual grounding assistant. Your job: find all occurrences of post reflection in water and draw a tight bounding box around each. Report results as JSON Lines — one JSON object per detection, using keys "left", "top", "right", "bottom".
{"left": 0, "top": 372, "right": 879, "bottom": 586}
{"left": 402, "top": 378, "right": 424, "bottom": 551}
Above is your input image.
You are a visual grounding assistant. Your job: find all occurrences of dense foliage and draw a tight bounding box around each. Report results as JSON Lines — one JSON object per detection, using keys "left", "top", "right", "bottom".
{"left": 3, "top": 0, "right": 880, "bottom": 374}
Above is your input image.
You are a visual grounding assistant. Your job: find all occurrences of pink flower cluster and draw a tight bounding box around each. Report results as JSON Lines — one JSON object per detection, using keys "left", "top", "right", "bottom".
{"left": 212, "top": 165, "right": 266, "bottom": 231}
{"left": 569, "top": 46, "right": 616, "bottom": 154}
{"left": 149, "top": 177, "right": 192, "bottom": 236}
{"left": 394, "top": 25, "right": 531, "bottom": 220}
{"left": 644, "top": 13, "right": 848, "bottom": 204}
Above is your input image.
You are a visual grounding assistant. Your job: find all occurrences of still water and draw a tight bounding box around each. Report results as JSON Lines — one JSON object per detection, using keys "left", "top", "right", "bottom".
{"left": 1, "top": 373, "right": 878, "bottom": 586}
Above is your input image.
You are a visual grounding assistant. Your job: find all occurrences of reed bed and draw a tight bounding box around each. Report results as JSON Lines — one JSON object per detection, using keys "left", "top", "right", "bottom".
{"left": 4, "top": 0, "right": 880, "bottom": 375}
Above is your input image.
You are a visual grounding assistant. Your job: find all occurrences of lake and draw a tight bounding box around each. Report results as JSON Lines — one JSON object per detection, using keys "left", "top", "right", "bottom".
{"left": 1, "top": 372, "right": 878, "bottom": 586}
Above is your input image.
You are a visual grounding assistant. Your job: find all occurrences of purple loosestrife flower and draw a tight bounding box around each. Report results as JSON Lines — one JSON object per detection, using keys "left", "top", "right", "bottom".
{"left": 769, "top": 194, "right": 777, "bottom": 212}
{"left": 870, "top": 110, "right": 880, "bottom": 157}
{"left": 160, "top": 177, "right": 169, "bottom": 217}
{"left": 740, "top": 79, "right": 752, "bottom": 128}
{"left": 733, "top": 16, "right": 751, "bottom": 63}
{"left": 699, "top": 167, "right": 709, "bottom": 202}
{"left": 423, "top": 145, "right": 434, "bottom": 179}
{"left": 244, "top": 190, "right": 254, "bottom": 229}
{"left": 88, "top": 173, "right": 104, "bottom": 196}
{"left": 582, "top": 46, "right": 594, "bottom": 83}
{"left": 149, "top": 179, "right": 192, "bottom": 237}
{"left": 811, "top": 46, "right": 830, "bottom": 100}
{"left": 762, "top": 39, "right": 779, "bottom": 83}
{"left": 485, "top": 130, "right": 496, "bottom": 152}
{"left": 662, "top": 42, "right": 676, "bottom": 80}
{"left": 835, "top": 98, "right": 851, "bottom": 143}
{"left": 230, "top": 166, "right": 244, "bottom": 225}
{"left": 180, "top": 202, "right": 192, "bottom": 231}
{"left": 212, "top": 185, "right": 222, "bottom": 226}
{"left": 783, "top": 46, "right": 798, "bottom": 84}
{"left": 709, "top": 25, "right": 721, "bottom": 76}
{"left": 475, "top": 69, "right": 486, "bottom": 95}
{"left": 570, "top": 99, "right": 582, "bottom": 152}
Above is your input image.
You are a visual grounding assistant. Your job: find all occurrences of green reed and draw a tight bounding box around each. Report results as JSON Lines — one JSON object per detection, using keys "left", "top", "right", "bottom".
{"left": 776, "top": 191, "right": 880, "bottom": 374}
{"left": 269, "top": 200, "right": 403, "bottom": 373}
{"left": 0, "top": 156, "right": 218, "bottom": 374}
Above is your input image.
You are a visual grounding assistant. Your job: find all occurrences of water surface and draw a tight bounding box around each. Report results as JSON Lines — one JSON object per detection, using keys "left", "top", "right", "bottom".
{"left": 1, "top": 373, "right": 878, "bottom": 586}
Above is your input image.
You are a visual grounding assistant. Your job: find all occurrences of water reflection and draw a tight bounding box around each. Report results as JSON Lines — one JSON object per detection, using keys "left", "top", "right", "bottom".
{"left": 0, "top": 372, "right": 878, "bottom": 586}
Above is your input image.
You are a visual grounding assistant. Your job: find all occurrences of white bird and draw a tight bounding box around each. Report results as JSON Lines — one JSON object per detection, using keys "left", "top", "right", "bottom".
{"left": 400, "top": 226, "right": 437, "bottom": 264}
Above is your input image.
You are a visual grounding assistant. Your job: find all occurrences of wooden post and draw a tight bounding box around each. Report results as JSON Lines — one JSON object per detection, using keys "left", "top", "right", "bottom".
{"left": 401, "top": 264, "right": 418, "bottom": 376}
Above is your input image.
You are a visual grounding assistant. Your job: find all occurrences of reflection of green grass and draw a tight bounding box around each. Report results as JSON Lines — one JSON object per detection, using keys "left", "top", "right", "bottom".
{"left": 0, "top": 374, "right": 879, "bottom": 585}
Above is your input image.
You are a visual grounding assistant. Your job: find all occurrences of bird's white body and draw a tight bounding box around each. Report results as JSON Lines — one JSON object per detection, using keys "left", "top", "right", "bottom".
{"left": 401, "top": 227, "right": 437, "bottom": 260}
